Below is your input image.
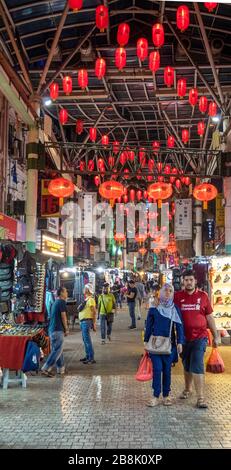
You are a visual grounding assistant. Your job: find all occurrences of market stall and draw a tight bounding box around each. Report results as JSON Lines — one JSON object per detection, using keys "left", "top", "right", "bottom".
{"left": 210, "top": 256, "right": 231, "bottom": 344}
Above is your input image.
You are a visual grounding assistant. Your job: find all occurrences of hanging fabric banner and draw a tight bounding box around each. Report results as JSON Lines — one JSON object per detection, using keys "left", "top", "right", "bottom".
{"left": 175, "top": 199, "right": 192, "bottom": 240}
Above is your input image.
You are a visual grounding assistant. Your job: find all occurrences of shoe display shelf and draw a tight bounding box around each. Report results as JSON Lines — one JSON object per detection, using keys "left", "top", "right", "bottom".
{"left": 210, "top": 257, "right": 231, "bottom": 340}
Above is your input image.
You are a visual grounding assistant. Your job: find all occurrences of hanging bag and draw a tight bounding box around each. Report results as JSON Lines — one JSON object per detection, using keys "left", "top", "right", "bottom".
{"left": 145, "top": 316, "right": 174, "bottom": 355}
{"left": 135, "top": 352, "right": 153, "bottom": 381}
{"left": 206, "top": 348, "right": 225, "bottom": 373}
{"left": 100, "top": 295, "right": 114, "bottom": 323}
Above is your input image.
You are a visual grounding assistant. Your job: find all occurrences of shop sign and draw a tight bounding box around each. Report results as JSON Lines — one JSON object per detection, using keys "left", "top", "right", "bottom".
{"left": 204, "top": 242, "right": 214, "bottom": 256}
{"left": 0, "top": 213, "right": 17, "bottom": 241}
{"left": 41, "top": 180, "right": 61, "bottom": 218}
{"left": 16, "top": 221, "right": 26, "bottom": 242}
{"left": 216, "top": 194, "right": 225, "bottom": 227}
{"left": 47, "top": 218, "right": 59, "bottom": 235}
{"left": 42, "top": 235, "right": 65, "bottom": 258}
{"left": 175, "top": 199, "right": 192, "bottom": 240}
{"left": 36, "top": 230, "right": 42, "bottom": 250}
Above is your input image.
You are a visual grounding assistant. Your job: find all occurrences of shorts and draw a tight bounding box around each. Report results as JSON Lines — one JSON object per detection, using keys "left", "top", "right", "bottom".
{"left": 182, "top": 337, "right": 207, "bottom": 374}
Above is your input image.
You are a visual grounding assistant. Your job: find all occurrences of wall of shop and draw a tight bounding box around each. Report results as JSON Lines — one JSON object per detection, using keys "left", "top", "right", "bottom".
{"left": 0, "top": 91, "right": 9, "bottom": 213}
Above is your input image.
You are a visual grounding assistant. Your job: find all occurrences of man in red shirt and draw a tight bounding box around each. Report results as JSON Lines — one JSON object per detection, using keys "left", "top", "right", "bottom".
{"left": 174, "top": 270, "right": 219, "bottom": 409}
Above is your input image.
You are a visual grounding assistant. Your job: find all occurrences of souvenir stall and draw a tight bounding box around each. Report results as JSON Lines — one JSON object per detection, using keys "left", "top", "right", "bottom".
{"left": 209, "top": 256, "right": 231, "bottom": 344}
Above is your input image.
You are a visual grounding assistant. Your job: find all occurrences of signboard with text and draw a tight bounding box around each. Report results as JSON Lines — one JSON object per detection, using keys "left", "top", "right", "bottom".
{"left": 41, "top": 180, "right": 61, "bottom": 218}
{"left": 175, "top": 199, "right": 192, "bottom": 240}
{"left": 0, "top": 213, "right": 17, "bottom": 241}
{"left": 42, "top": 235, "right": 65, "bottom": 258}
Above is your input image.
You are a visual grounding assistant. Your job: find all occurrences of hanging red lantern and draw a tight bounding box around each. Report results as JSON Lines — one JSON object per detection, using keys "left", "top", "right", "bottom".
{"left": 98, "top": 158, "right": 104, "bottom": 170}
{"left": 96, "top": 5, "right": 109, "bottom": 31}
{"left": 137, "top": 190, "right": 142, "bottom": 201}
{"left": 129, "top": 189, "right": 135, "bottom": 202}
{"left": 59, "top": 108, "right": 68, "bottom": 125}
{"left": 137, "top": 38, "right": 148, "bottom": 61}
{"left": 208, "top": 101, "right": 217, "bottom": 117}
{"left": 78, "top": 69, "right": 88, "bottom": 89}
{"left": 199, "top": 96, "right": 208, "bottom": 114}
{"left": 115, "top": 47, "right": 126, "bottom": 70}
{"left": 88, "top": 160, "right": 95, "bottom": 171}
{"left": 137, "top": 169, "right": 142, "bottom": 180}
{"left": 157, "top": 162, "right": 163, "bottom": 173}
{"left": 102, "top": 135, "right": 109, "bottom": 145}
{"left": 198, "top": 121, "right": 205, "bottom": 137}
{"left": 152, "top": 141, "right": 160, "bottom": 154}
{"left": 143, "top": 190, "right": 148, "bottom": 200}
{"left": 167, "top": 135, "right": 175, "bottom": 148}
{"left": 112, "top": 169, "right": 117, "bottom": 180}
{"left": 164, "top": 164, "right": 171, "bottom": 175}
{"left": 63, "top": 76, "right": 72, "bottom": 95}
{"left": 175, "top": 179, "right": 182, "bottom": 190}
{"left": 204, "top": 3, "right": 218, "bottom": 12}
{"left": 182, "top": 129, "right": 189, "bottom": 144}
{"left": 139, "top": 148, "right": 146, "bottom": 163}
{"left": 108, "top": 156, "right": 115, "bottom": 167}
{"left": 48, "top": 178, "right": 74, "bottom": 198}
{"left": 68, "top": 0, "right": 83, "bottom": 11}
{"left": 124, "top": 169, "right": 130, "bottom": 180}
{"left": 184, "top": 176, "right": 191, "bottom": 186}
{"left": 89, "top": 127, "right": 97, "bottom": 142}
{"left": 120, "top": 152, "right": 127, "bottom": 165}
{"left": 50, "top": 82, "right": 59, "bottom": 100}
{"left": 114, "top": 233, "right": 125, "bottom": 243}
{"left": 113, "top": 141, "right": 120, "bottom": 154}
{"left": 147, "top": 182, "right": 173, "bottom": 208}
{"left": 158, "top": 176, "right": 164, "bottom": 182}
{"left": 164, "top": 66, "right": 174, "bottom": 88}
{"left": 176, "top": 5, "right": 190, "bottom": 32}
{"left": 152, "top": 23, "right": 165, "bottom": 48}
{"left": 123, "top": 194, "right": 128, "bottom": 203}
{"left": 135, "top": 234, "right": 147, "bottom": 244}
{"left": 193, "top": 182, "right": 217, "bottom": 209}
{"left": 95, "top": 58, "right": 106, "bottom": 80}
{"left": 189, "top": 88, "right": 198, "bottom": 107}
{"left": 148, "top": 159, "right": 155, "bottom": 173}
{"left": 149, "top": 51, "right": 160, "bottom": 74}
{"left": 128, "top": 150, "right": 135, "bottom": 162}
{"left": 94, "top": 176, "right": 100, "bottom": 187}
{"left": 76, "top": 119, "right": 83, "bottom": 135}
{"left": 99, "top": 180, "right": 124, "bottom": 202}
{"left": 117, "top": 23, "right": 130, "bottom": 46}
{"left": 170, "top": 167, "right": 178, "bottom": 184}
{"left": 177, "top": 78, "right": 187, "bottom": 98}
{"left": 79, "top": 161, "right": 85, "bottom": 172}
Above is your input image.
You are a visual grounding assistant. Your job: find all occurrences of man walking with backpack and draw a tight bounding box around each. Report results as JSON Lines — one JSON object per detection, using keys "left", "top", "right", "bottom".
{"left": 98, "top": 283, "right": 116, "bottom": 344}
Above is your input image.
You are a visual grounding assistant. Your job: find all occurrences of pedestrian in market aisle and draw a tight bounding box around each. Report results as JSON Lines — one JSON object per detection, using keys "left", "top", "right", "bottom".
{"left": 41, "top": 286, "right": 69, "bottom": 377}
{"left": 126, "top": 279, "right": 137, "bottom": 329}
{"left": 112, "top": 277, "right": 123, "bottom": 309}
{"left": 98, "top": 283, "right": 116, "bottom": 344}
{"left": 79, "top": 284, "right": 97, "bottom": 364}
{"left": 144, "top": 283, "right": 184, "bottom": 407}
{"left": 174, "top": 270, "right": 219, "bottom": 409}
{"left": 135, "top": 277, "right": 145, "bottom": 320}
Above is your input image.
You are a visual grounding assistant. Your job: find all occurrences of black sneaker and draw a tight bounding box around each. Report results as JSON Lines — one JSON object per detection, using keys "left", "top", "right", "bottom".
{"left": 80, "top": 357, "right": 87, "bottom": 362}
{"left": 83, "top": 359, "right": 96, "bottom": 364}
{"left": 129, "top": 326, "right": 137, "bottom": 330}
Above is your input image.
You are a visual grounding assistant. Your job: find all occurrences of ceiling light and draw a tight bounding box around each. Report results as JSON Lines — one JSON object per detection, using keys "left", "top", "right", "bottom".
{"left": 212, "top": 115, "right": 220, "bottom": 123}
{"left": 44, "top": 97, "right": 52, "bottom": 106}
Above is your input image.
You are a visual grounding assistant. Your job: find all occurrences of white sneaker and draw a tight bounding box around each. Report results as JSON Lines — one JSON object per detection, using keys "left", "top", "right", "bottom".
{"left": 101, "top": 340, "right": 106, "bottom": 345}
{"left": 145, "top": 397, "right": 159, "bottom": 407}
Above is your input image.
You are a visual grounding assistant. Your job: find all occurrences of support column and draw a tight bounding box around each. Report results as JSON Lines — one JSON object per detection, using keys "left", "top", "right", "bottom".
{"left": 66, "top": 236, "right": 74, "bottom": 267}
{"left": 224, "top": 178, "right": 231, "bottom": 255}
{"left": 123, "top": 239, "right": 127, "bottom": 269}
{"left": 26, "top": 99, "right": 40, "bottom": 253}
{"left": 193, "top": 201, "right": 203, "bottom": 256}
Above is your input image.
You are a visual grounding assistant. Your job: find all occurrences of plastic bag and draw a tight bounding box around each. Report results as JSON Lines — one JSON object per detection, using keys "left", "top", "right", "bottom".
{"left": 206, "top": 328, "right": 213, "bottom": 346}
{"left": 135, "top": 352, "right": 153, "bottom": 381}
{"left": 206, "top": 348, "right": 225, "bottom": 373}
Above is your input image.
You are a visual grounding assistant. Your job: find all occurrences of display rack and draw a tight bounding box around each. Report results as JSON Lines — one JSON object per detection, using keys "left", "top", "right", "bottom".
{"left": 210, "top": 257, "right": 231, "bottom": 335}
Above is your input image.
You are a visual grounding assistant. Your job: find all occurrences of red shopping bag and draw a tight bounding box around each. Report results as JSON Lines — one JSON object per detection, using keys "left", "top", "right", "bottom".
{"left": 135, "top": 352, "right": 153, "bottom": 381}
{"left": 206, "top": 348, "right": 225, "bottom": 373}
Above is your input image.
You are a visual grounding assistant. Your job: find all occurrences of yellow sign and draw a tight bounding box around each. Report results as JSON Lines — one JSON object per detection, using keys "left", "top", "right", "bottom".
{"left": 216, "top": 194, "right": 225, "bottom": 227}
{"left": 42, "top": 235, "right": 65, "bottom": 258}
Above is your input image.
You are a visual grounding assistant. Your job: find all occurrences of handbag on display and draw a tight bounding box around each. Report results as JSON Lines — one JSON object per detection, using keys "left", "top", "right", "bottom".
{"left": 145, "top": 317, "right": 173, "bottom": 355}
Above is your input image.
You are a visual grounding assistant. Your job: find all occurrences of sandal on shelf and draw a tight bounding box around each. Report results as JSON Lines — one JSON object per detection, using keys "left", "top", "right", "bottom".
{"left": 196, "top": 398, "right": 208, "bottom": 409}
{"left": 179, "top": 390, "right": 191, "bottom": 399}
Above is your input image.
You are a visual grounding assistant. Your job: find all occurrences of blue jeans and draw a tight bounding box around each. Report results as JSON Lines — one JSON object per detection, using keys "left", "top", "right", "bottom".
{"left": 100, "top": 315, "right": 112, "bottom": 340}
{"left": 42, "top": 331, "right": 65, "bottom": 373}
{"left": 150, "top": 352, "right": 173, "bottom": 398}
{"left": 128, "top": 302, "right": 136, "bottom": 327}
{"left": 115, "top": 293, "right": 122, "bottom": 308}
{"left": 80, "top": 320, "right": 94, "bottom": 360}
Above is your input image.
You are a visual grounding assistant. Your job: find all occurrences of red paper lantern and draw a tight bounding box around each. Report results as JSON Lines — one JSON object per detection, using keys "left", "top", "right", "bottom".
{"left": 115, "top": 47, "right": 126, "bottom": 70}
{"left": 208, "top": 101, "right": 217, "bottom": 117}
{"left": 68, "top": 0, "right": 83, "bottom": 11}
{"left": 89, "top": 127, "right": 97, "bottom": 142}
{"left": 94, "top": 176, "right": 100, "bottom": 187}
{"left": 147, "top": 182, "right": 173, "bottom": 208}
{"left": 108, "top": 156, "right": 115, "bottom": 167}
{"left": 152, "top": 141, "right": 160, "bottom": 153}
{"left": 182, "top": 129, "right": 189, "bottom": 144}
{"left": 170, "top": 167, "right": 178, "bottom": 184}
{"left": 137, "top": 190, "right": 142, "bottom": 201}
{"left": 175, "top": 179, "right": 182, "bottom": 190}
{"left": 114, "top": 233, "right": 125, "bottom": 243}
{"left": 96, "top": 5, "right": 109, "bottom": 31}
{"left": 128, "top": 150, "right": 135, "bottom": 162}
{"left": 50, "top": 82, "right": 59, "bottom": 100}
{"left": 130, "top": 189, "right": 135, "bottom": 202}
{"left": 148, "top": 159, "right": 155, "bottom": 173}
{"left": 76, "top": 119, "right": 84, "bottom": 135}
{"left": 63, "top": 76, "right": 72, "bottom": 95}
{"left": 167, "top": 135, "right": 175, "bottom": 148}
{"left": 204, "top": 3, "right": 218, "bottom": 12}
{"left": 139, "top": 148, "right": 146, "bottom": 163}
{"left": 137, "top": 169, "right": 142, "bottom": 180}
{"left": 120, "top": 152, "right": 127, "bottom": 165}
{"left": 98, "top": 158, "right": 104, "bottom": 170}
{"left": 199, "top": 96, "right": 208, "bottom": 114}
{"left": 117, "top": 23, "right": 130, "bottom": 47}
{"left": 157, "top": 162, "right": 163, "bottom": 173}
{"left": 99, "top": 180, "right": 124, "bottom": 200}
{"left": 102, "top": 135, "right": 109, "bottom": 145}
{"left": 189, "top": 88, "right": 198, "bottom": 107}
{"left": 149, "top": 51, "right": 160, "bottom": 74}
{"left": 198, "top": 121, "right": 205, "bottom": 137}
{"left": 95, "top": 58, "right": 106, "bottom": 80}
{"left": 184, "top": 176, "right": 191, "bottom": 186}
{"left": 79, "top": 161, "right": 85, "bottom": 172}
{"left": 135, "top": 234, "right": 147, "bottom": 244}
{"left": 113, "top": 141, "right": 120, "bottom": 154}
{"left": 59, "top": 108, "right": 68, "bottom": 125}
{"left": 164, "top": 164, "right": 171, "bottom": 175}
{"left": 143, "top": 190, "right": 148, "bottom": 199}
{"left": 152, "top": 23, "right": 165, "bottom": 48}
{"left": 123, "top": 194, "right": 128, "bottom": 203}
{"left": 193, "top": 182, "right": 217, "bottom": 209}
{"left": 88, "top": 160, "right": 95, "bottom": 171}
{"left": 124, "top": 169, "right": 130, "bottom": 180}
{"left": 78, "top": 69, "right": 88, "bottom": 89}
{"left": 164, "top": 66, "right": 174, "bottom": 88}
{"left": 137, "top": 38, "right": 148, "bottom": 61}
{"left": 177, "top": 78, "right": 187, "bottom": 98}
{"left": 158, "top": 176, "right": 164, "bottom": 182}
{"left": 177, "top": 5, "right": 190, "bottom": 32}
{"left": 48, "top": 178, "right": 74, "bottom": 198}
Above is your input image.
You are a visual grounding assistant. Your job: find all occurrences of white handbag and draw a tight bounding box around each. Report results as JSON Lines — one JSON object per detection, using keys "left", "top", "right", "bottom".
{"left": 145, "top": 317, "right": 173, "bottom": 355}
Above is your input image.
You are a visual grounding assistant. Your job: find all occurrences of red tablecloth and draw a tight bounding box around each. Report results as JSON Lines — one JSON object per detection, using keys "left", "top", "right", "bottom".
{"left": 0, "top": 335, "right": 31, "bottom": 370}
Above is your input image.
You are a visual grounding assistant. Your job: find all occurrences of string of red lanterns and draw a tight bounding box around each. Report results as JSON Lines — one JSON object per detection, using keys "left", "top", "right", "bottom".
{"left": 117, "top": 23, "right": 130, "bottom": 46}
{"left": 149, "top": 51, "right": 160, "bottom": 74}
{"left": 137, "top": 38, "right": 148, "bottom": 61}
{"left": 152, "top": 23, "right": 165, "bottom": 48}
{"left": 95, "top": 58, "right": 106, "bottom": 80}
{"left": 164, "top": 66, "right": 174, "bottom": 88}
{"left": 115, "top": 47, "right": 126, "bottom": 70}
{"left": 96, "top": 5, "right": 109, "bottom": 32}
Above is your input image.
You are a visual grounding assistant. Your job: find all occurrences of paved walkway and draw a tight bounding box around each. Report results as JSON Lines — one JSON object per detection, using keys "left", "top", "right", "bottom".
{"left": 0, "top": 307, "right": 231, "bottom": 449}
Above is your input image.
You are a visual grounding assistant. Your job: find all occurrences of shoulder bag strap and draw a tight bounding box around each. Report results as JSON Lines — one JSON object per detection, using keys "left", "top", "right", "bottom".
{"left": 101, "top": 295, "right": 108, "bottom": 314}
{"left": 168, "top": 308, "right": 174, "bottom": 339}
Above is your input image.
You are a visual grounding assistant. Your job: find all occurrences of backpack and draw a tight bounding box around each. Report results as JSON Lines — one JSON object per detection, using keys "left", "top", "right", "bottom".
{"left": 14, "top": 275, "right": 32, "bottom": 296}
{"left": 22, "top": 341, "right": 40, "bottom": 373}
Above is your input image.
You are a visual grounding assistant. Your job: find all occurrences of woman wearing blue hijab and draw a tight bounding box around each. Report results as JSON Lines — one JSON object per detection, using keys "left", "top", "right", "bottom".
{"left": 144, "top": 283, "right": 184, "bottom": 407}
